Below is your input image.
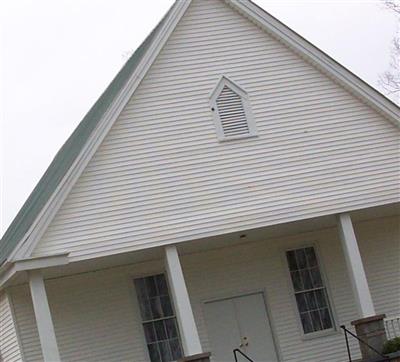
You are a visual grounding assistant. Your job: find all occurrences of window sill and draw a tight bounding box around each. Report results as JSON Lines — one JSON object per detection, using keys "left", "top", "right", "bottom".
{"left": 301, "top": 328, "right": 339, "bottom": 341}
{"left": 218, "top": 133, "right": 258, "bottom": 142}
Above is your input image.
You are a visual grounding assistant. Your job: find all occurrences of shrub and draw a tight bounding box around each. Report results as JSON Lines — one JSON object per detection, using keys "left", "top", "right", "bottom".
{"left": 383, "top": 337, "right": 400, "bottom": 354}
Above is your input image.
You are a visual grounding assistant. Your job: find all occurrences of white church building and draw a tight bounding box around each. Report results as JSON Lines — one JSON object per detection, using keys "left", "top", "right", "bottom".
{"left": 1, "top": 1, "right": 399, "bottom": 362}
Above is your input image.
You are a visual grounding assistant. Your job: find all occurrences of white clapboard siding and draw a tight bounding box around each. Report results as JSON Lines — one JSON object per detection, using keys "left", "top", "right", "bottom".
{"left": 357, "top": 216, "right": 400, "bottom": 318}
{"left": 33, "top": 0, "right": 400, "bottom": 260}
{"left": 10, "top": 260, "right": 163, "bottom": 362}
{"left": 0, "top": 292, "right": 23, "bottom": 362}
{"left": 12, "top": 216, "right": 400, "bottom": 362}
{"left": 9, "top": 288, "right": 41, "bottom": 362}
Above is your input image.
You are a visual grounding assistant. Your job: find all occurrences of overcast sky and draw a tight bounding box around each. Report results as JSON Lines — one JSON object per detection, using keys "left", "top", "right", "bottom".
{"left": 0, "top": 0, "right": 398, "bottom": 236}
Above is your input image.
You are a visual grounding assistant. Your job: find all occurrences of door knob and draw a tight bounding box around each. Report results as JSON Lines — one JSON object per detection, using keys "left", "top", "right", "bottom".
{"left": 239, "top": 337, "right": 249, "bottom": 348}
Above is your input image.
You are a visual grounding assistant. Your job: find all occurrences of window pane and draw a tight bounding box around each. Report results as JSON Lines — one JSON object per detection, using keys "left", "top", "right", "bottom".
{"left": 144, "top": 323, "right": 157, "bottom": 343}
{"left": 165, "top": 319, "right": 178, "bottom": 339}
{"left": 315, "top": 289, "right": 327, "bottom": 308}
{"left": 310, "top": 267, "right": 323, "bottom": 288}
{"left": 301, "top": 269, "right": 313, "bottom": 290}
{"left": 296, "top": 249, "right": 307, "bottom": 269}
{"left": 170, "top": 339, "right": 183, "bottom": 360}
{"left": 139, "top": 299, "right": 152, "bottom": 321}
{"left": 146, "top": 277, "right": 158, "bottom": 298}
{"left": 321, "top": 308, "right": 333, "bottom": 329}
{"left": 150, "top": 297, "right": 163, "bottom": 319}
{"left": 311, "top": 310, "right": 322, "bottom": 331}
{"left": 154, "top": 320, "right": 167, "bottom": 341}
{"left": 295, "top": 293, "right": 307, "bottom": 313}
{"left": 156, "top": 274, "right": 169, "bottom": 296}
{"left": 291, "top": 271, "right": 302, "bottom": 292}
{"left": 304, "top": 291, "right": 317, "bottom": 311}
{"left": 286, "top": 251, "right": 298, "bottom": 271}
{"left": 159, "top": 341, "right": 172, "bottom": 362}
{"left": 161, "top": 296, "right": 173, "bottom": 317}
{"left": 300, "top": 312, "right": 313, "bottom": 334}
{"left": 148, "top": 343, "right": 161, "bottom": 362}
{"left": 305, "top": 247, "right": 317, "bottom": 267}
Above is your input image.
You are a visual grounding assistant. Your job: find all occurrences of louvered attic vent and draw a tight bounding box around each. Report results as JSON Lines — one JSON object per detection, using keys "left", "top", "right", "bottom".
{"left": 210, "top": 76, "right": 257, "bottom": 141}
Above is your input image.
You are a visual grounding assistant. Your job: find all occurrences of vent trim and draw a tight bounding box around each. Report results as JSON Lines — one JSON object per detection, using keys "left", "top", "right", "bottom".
{"left": 210, "top": 75, "right": 257, "bottom": 141}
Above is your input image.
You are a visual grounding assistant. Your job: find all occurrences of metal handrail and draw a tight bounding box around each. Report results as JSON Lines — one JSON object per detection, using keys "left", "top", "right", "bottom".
{"left": 340, "top": 325, "right": 389, "bottom": 362}
{"left": 233, "top": 348, "right": 254, "bottom": 362}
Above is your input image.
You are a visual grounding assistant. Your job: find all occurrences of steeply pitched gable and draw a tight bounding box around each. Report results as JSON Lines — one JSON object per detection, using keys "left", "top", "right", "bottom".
{"left": 0, "top": 1, "right": 179, "bottom": 265}
{"left": 1, "top": 0, "right": 399, "bottom": 266}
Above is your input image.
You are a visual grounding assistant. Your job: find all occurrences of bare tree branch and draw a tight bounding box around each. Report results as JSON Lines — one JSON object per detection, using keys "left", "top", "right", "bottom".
{"left": 379, "top": 0, "right": 400, "bottom": 101}
{"left": 383, "top": 0, "right": 400, "bottom": 14}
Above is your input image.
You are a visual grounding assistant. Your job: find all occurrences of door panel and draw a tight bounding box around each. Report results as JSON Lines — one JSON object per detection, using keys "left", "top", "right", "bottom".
{"left": 204, "top": 293, "right": 278, "bottom": 362}
{"left": 234, "top": 294, "right": 278, "bottom": 362}
{"left": 203, "top": 298, "right": 242, "bottom": 361}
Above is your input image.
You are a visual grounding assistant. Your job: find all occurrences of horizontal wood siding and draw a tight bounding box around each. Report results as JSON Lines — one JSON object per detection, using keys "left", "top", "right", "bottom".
{"left": 13, "top": 216, "right": 400, "bottom": 361}
{"left": 9, "top": 288, "right": 41, "bottom": 362}
{"left": 33, "top": 0, "right": 399, "bottom": 260}
{"left": 357, "top": 216, "right": 400, "bottom": 318}
{"left": 184, "top": 216, "right": 400, "bottom": 362}
{"left": 0, "top": 292, "right": 23, "bottom": 362}
{"left": 10, "top": 260, "right": 163, "bottom": 362}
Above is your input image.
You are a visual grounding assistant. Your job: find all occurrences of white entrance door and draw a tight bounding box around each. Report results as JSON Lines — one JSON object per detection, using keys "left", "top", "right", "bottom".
{"left": 204, "top": 293, "right": 278, "bottom": 362}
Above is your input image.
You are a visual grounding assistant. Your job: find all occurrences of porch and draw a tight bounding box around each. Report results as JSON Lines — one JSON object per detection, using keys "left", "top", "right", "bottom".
{"left": 6, "top": 207, "right": 400, "bottom": 362}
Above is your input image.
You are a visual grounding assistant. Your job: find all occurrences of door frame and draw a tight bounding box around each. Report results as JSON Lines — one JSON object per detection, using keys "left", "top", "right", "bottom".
{"left": 202, "top": 289, "right": 282, "bottom": 361}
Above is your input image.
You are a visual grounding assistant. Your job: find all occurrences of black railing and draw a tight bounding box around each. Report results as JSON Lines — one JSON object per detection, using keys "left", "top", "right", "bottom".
{"left": 233, "top": 348, "right": 254, "bottom": 362}
{"left": 340, "top": 325, "right": 389, "bottom": 362}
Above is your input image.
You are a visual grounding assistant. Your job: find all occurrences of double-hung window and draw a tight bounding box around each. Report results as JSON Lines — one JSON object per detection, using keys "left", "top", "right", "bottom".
{"left": 286, "top": 246, "right": 334, "bottom": 334}
{"left": 134, "top": 274, "right": 183, "bottom": 362}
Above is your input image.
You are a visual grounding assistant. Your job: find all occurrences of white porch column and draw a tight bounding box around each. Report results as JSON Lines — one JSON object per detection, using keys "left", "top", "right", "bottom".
{"left": 337, "top": 213, "right": 375, "bottom": 318}
{"left": 164, "top": 245, "right": 202, "bottom": 357}
{"left": 28, "top": 270, "right": 61, "bottom": 362}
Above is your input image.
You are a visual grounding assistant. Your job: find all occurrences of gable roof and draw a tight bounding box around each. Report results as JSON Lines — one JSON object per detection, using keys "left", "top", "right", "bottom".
{"left": 1, "top": 0, "right": 399, "bottom": 267}
{"left": 0, "top": 2, "right": 177, "bottom": 265}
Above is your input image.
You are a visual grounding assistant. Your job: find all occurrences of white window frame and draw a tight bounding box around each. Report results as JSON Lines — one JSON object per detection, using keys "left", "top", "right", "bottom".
{"left": 133, "top": 273, "right": 184, "bottom": 362}
{"left": 209, "top": 75, "right": 257, "bottom": 141}
{"left": 284, "top": 244, "right": 337, "bottom": 339}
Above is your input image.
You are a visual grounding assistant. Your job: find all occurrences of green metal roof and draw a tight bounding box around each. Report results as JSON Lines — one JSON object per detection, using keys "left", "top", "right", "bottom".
{"left": 0, "top": 3, "right": 175, "bottom": 265}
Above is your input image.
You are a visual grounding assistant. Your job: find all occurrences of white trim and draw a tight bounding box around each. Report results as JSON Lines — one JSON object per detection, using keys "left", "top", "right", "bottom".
{"left": 225, "top": 0, "right": 400, "bottom": 128}
{"left": 0, "top": 254, "right": 69, "bottom": 290}
{"left": 128, "top": 275, "right": 160, "bottom": 362}
{"left": 164, "top": 245, "right": 202, "bottom": 357}
{"left": 3, "top": 0, "right": 399, "bottom": 268}
{"left": 337, "top": 213, "right": 375, "bottom": 318}
{"left": 209, "top": 75, "right": 248, "bottom": 100}
{"left": 202, "top": 290, "right": 281, "bottom": 361}
{"left": 28, "top": 270, "right": 61, "bottom": 362}
{"left": 209, "top": 75, "right": 257, "bottom": 141}
{"left": 7, "top": 0, "right": 193, "bottom": 263}
{"left": 283, "top": 243, "right": 338, "bottom": 339}
{"left": 133, "top": 272, "right": 185, "bottom": 361}
{"left": 14, "top": 253, "right": 69, "bottom": 271}
{"left": 0, "top": 263, "right": 17, "bottom": 290}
